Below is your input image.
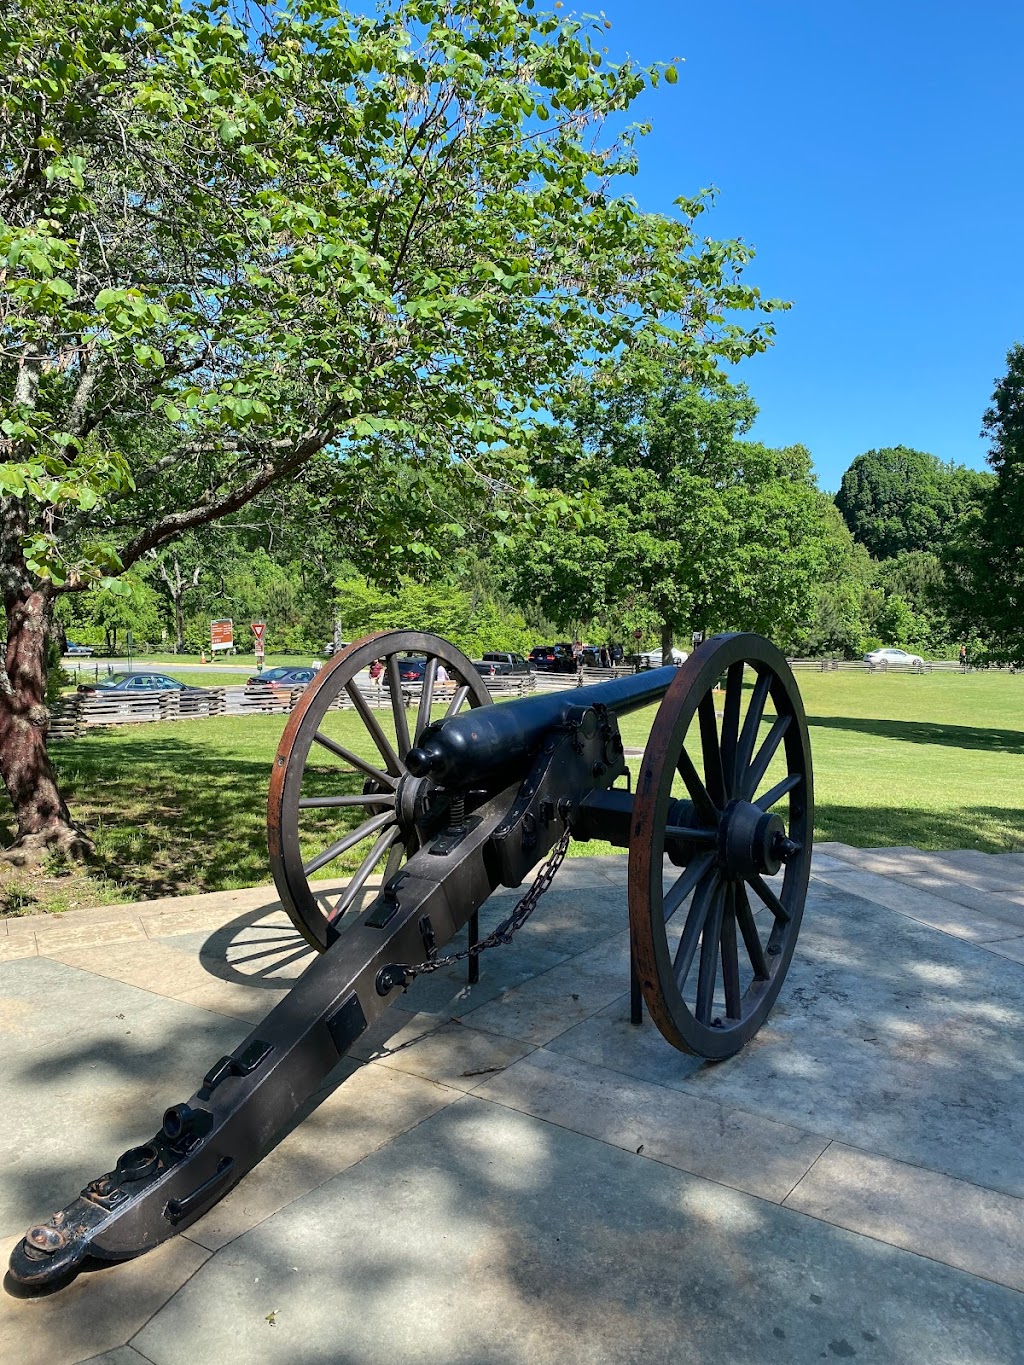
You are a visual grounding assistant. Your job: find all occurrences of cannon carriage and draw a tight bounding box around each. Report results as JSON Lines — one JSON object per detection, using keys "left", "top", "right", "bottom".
{"left": 9, "top": 630, "right": 812, "bottom": 1292}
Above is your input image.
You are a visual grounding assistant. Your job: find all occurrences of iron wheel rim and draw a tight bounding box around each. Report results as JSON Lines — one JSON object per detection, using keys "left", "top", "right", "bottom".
{"left": 628, "top": 633, "right": 813, "bottom": 1059}
{"left": 268, "top": 631, "right": 492, "bottom": 951}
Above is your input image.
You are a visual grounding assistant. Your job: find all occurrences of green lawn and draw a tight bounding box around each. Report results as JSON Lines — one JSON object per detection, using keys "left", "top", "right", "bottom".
{"left": 2, "top": 670, "right": 1022, "bottom": 914}
{"left": 113, "top": 652, "right": 319, "bottom": 667}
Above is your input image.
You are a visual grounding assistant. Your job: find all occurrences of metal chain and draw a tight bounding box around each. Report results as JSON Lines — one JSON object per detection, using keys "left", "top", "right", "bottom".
{"left": 394, "top": 824, "right": 572, "bottom": 982}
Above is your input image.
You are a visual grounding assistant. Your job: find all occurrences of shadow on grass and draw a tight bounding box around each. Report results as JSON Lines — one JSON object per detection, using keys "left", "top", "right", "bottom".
{"left": 0, "top": 727, "right": 372, "bottom": 902}
{"left": 815, "top": 802, "right": 1024, "bottom": 853}
{"left": 807, "top": 714, "right": 1024, "bottom": 755}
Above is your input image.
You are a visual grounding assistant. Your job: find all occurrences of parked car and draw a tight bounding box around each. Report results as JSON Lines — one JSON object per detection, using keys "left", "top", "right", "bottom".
{"left": 64, "top": 641, "right": 94, "bottom": 657}
{"left": 864, "top": 647, "right": 924, "bottom": 668}
{"left": 473, "top": 652, "right": 533, "bottom": 678}
{"left": 77, "top": 672, "right": 208, "bottom": 696}
{"left": 635, "top": 648, "right": 688, "bottom": 669}
{"left": 528, "top": 645, "right": 575, "bottom": 673}
{"left": 246, "top": 666, "right": 318, "bottom": 688}
{"left": 379, "top": 656, "right": 424, "bottom": 683}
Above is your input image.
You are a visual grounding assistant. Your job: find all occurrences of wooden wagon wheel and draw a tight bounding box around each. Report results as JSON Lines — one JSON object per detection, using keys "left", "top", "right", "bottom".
{"left": 628, "top": 633, "right": 813, "bottom": 1059}
{"left": 268, "top": 631, "right": 492, "bottom": 952}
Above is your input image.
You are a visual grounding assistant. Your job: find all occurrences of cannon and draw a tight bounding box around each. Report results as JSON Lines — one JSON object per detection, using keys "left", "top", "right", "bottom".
{"left": 7, "top": 630, "right": 812, "bottom": 1292}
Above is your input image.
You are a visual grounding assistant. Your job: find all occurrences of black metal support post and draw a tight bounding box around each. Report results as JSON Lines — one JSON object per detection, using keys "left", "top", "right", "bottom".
{"left": 630, "top": 954, "right": 643, "bottom": 1026}
{"left": 467, "top": 910, "right": 480, "bottom": 984}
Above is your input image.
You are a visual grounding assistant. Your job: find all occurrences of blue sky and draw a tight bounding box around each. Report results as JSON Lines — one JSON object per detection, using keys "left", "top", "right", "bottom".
{"left": 602, "top": 0, "right": 1024, "bottom": 490}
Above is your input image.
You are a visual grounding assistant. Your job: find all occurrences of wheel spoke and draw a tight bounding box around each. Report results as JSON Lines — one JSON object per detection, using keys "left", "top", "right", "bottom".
{"left": 676, "top": 746, "right": 719, "bottom": 825}
{"left": 735, "top": 882, "right": 769, "bottom": 979}
{"left": 327, "top": 824, "right": 402, "bottom": 924}
{"left": 385, "top": 655, "right": 412, "bottom": 757}
{"left": 302, "top": 810, "right": 395, "bottom": 877}
{"left": 720, "top": 662, "right": 745, "bottom": 798}
{"left": 415, "top": 657, "right": 439, "bottom": 744}
{"left": 694, "top": 884, "right": 726, "bottom": 1025}
{"left": 755, "top": 772, "right": 802, "bottom": 812}
{"left": 312, "top": 731, "right": 397, "bottom": 788}
{"left": 743, "top": 714, "right": 792, "bottom": 800}
{"left": 382, "top": 839, "right": 406, "bottom": 884}
{"left": 345, "top": 682, "right": 403, "bottom": 776}
{"left": 720, "top": 884, "right": 742, "bottom": 1019}
{"left": 673, "top": 869, "right": 719, "bottom": 982}
{"left": 298, "top": 794, "right": 395, "bottom": 810}
{"left": 735, "top": 670, "right": 771, "bottom": 780}
{"left": 663, "top": 850, "right": 716, "bottom": 921}
{"left": 748, "top": 873, "right": 791, "bottom": 922}
{"left": 699, "top": 692, "right": 726, "bottom": 808}
{"left": 444, "top": 682, "right": 471, "bottom": 718}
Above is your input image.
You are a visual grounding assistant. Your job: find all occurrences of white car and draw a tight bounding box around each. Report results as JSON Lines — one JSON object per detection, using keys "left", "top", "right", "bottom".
{"left": 864, "top": 647, "right": 924, "bottom": 668}
{"left": 638, "top": 647, "right": 688, "bottom": 668}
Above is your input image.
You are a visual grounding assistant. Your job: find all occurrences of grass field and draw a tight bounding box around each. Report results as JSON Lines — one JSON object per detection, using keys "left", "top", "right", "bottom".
{"left": 2, "top": 670, "right": 1022, "bottom": 915}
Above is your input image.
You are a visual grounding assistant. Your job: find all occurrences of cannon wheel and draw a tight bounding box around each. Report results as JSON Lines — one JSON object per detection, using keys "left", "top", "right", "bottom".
{"left": 628, "top": 633, "right": 813, "bottom": 1060}
{"left": 268, "top": 631, "right": 492, "bottom": 952}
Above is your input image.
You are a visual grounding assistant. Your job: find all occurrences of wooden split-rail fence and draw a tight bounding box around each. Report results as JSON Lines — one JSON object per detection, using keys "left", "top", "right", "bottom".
{"left": 48, "top": 674, "right": 541, "bottom": 741}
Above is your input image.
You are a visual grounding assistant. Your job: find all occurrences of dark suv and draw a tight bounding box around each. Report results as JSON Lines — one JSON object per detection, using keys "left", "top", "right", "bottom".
{"left": 474, "top": 652, "right": 532, "bottom": 677}
{"left": 528, "top": 645, "right": 571, "bottom": 672}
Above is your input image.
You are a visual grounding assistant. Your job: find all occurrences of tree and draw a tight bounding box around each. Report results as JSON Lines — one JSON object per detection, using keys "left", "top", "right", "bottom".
{"left": 944, "top": 343, "right": 1024, "bottom": 661}
{"left": 0, "top": 0, "right": 784, "bottom": 856}
{"left": 156, "top": 536, "right": 206, "bottom": 654}
{"left": 835, "top": 446, "right": 990, "bottom": 560}
{"left": 786, "top": 505, "right": 874, "bottom": 658}
{"left": 333, "top": 574, "right": 532, "bottom": 657}
{"left": 504, "top": 369, "right": 831, "bottom": 652}
{"left": 88, "top": 572, "right": 162, "bottom": 654}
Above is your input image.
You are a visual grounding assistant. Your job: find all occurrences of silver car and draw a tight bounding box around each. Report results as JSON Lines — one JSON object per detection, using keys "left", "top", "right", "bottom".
{"left": 864, "top": 647, "right": 924, "bottom": 668}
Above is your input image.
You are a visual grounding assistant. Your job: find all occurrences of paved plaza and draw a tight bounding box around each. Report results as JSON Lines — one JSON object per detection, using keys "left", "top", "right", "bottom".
{"left": 3, "top": 846, "right": 1024, "bottom": 1363}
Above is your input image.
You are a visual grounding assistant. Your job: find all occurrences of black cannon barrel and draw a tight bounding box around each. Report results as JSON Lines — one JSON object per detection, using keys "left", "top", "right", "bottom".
{"left": 406, "top": 666, "right": 678, "bottom": 786}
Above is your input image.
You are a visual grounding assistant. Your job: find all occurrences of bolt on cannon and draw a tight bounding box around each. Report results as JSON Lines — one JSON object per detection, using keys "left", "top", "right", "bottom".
{"left": 8, "top": 630, "right": 812, "bottom": 1292}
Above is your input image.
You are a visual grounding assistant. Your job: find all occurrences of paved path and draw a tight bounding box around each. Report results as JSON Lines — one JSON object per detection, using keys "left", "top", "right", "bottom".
{"left": 3, "top": 847, "right": 1024, "bottom": 1363}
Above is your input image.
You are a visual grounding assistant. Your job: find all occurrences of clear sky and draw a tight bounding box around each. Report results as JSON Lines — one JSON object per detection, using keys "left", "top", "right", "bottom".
{"left": 601, "top": 0, "right": 1024, "bottom": 490}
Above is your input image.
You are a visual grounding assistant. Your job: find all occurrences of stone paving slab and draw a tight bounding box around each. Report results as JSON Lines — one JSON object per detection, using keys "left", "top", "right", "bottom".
{"left": 548, "top": 879, "right": 1024, "bottom": 1200}
{"left": 2, "top": 852, "right": 1024, "bottom": 1363}
{"left": 0, "top": 1232, "right": 210, "bottom": 1365}
{"left": 131, "top": 1097, "right": 1024, "bottom": 1365}
{"left": 785, "top": 1142, "right": 1024, "bottom": 1293}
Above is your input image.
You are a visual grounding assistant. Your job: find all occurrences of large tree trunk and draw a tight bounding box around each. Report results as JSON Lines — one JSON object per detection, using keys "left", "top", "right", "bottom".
{"left": 0, "top": 585, "right": 90, "bottom": 862}
{"left": 174, "top": 597, "right": 185, "bottom": 654}
{"left": 661, "top": 622, "right": 674, "bottom": 657}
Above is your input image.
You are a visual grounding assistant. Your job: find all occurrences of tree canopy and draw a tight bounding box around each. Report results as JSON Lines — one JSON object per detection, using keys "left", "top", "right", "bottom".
{"left": 834, "top": 445, "right": 990, "bottom": 560}
{"left": 944, "top": 343, "right": 1024, "bottom": 661}
{"left": 502, "top": 366, "right": 836, "bottom": 650}
{"left": 2, "top": 0, "right": 785, "bottom": 852}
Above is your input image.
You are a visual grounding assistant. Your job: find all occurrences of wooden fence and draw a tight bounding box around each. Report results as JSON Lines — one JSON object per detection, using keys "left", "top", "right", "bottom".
{"left": 49, "top": 674, "right": 538, "bottom": 740}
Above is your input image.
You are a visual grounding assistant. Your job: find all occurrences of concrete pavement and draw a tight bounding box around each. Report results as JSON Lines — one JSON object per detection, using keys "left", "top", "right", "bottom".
{"left": 2, "top": 847, "right": 1024, "bottom": 1363}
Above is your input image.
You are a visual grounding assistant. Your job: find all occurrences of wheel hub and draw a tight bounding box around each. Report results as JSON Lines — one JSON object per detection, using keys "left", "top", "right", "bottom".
{"left": 395, "top": 772, "right": 431, "bottom": 833}
{"left": 719, "top": 800, "right": 786, "bottom": 879}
